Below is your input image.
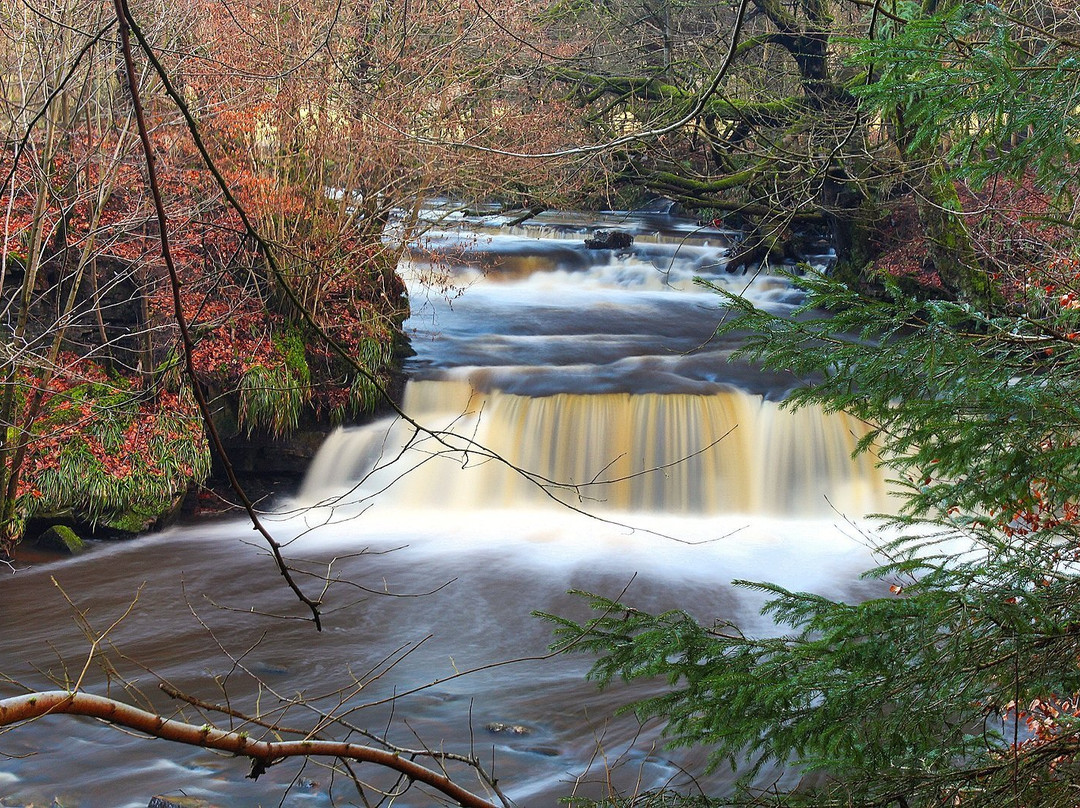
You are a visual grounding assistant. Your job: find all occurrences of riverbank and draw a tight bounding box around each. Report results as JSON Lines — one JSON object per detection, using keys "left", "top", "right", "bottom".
{"left": 4, "top": 238, "right": 410, "bottom": 558}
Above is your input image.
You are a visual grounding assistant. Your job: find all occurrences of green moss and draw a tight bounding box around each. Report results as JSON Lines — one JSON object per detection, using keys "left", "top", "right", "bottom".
{"left": 275, "top": 327, "right": 311, "bottom": 384}
{"left": 102, "top": 511, "right": 155, "bottom": 535}
{"left": 36, "top": 524, "right": 84, "bottom": 554}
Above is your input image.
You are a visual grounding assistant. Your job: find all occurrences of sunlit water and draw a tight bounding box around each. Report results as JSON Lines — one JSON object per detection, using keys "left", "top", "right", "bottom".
{"left": 0, "top": 210, "right": 896, "bottom": 807}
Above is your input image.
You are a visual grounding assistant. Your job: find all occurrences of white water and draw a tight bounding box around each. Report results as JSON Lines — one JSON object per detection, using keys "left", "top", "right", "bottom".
{"left": 303, "top": 209, "right": 887, "bottom": 521}
{"left": 0, "top": 209, "right": 895, "bottom": 808}
{"left": 299, "top": 380, "right": 890, "bottom": 517}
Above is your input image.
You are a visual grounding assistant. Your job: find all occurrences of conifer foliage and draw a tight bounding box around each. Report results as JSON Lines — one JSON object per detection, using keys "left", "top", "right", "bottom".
{"left": 545, "top": 277, "right": 1080, "bottom": 807}
{"left": 542, "top": 3, "right": 1080, "bottom": 806}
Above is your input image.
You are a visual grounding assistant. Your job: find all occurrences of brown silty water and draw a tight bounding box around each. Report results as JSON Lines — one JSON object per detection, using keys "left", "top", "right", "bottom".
{"left": 0, "top": 208, "right": 895, "bottom": 807}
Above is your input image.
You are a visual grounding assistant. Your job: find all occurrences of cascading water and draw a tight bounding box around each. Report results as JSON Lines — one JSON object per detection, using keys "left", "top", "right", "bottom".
{"left": 300, "top": 209, "right": 891, "bottom": 521}
{"left": 300, "top": 380, "right": 889, "bottom": 516}
{"left": 0, "top": 209, "right": 896, "bottom": 808}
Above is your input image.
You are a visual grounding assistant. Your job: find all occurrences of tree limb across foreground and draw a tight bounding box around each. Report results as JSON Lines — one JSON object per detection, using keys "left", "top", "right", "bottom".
{"left": 0, "top": 690, "right": 499, "bottom": 808}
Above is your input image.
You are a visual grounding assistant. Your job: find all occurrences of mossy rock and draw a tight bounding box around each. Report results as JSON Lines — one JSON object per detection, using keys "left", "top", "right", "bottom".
{"left": 100, "top": 511, "right": 156, "bottom": 537}
{"left": 148, "top": 797, "right": 221, "bottom": 808}
{"left": 35, "top": 524, "right": 84, "bottom": 554}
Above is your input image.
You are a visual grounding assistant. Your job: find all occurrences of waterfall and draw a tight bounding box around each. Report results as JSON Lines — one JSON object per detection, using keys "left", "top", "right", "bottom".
{"left": 3, "top": 206, "right": 892, "bottom": 808}
{"left": 299, "top": 379, "right": 893, "bottom": 518}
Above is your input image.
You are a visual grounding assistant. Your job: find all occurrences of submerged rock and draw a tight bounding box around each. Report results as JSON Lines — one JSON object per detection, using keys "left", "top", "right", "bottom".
{"left": 484, "top": 721, "right": 533, "bottom": 735}
{"left": 524, "top": 745, "right": 561, "bottom": 757}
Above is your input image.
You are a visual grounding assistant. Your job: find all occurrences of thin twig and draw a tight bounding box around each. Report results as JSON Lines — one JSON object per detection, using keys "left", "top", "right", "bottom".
{"left": 111, "top": 0, "right": 323, "bottom": 628}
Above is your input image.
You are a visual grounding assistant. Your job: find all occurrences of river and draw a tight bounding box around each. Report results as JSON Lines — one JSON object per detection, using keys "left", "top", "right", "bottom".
{"left": 1, "top": 208, "right": 895, "bottom": 807}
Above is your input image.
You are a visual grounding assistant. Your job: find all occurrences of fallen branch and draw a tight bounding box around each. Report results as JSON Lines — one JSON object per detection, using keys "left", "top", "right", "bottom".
{"left": 0, "top": 691, "right": 498, "bottom": 808}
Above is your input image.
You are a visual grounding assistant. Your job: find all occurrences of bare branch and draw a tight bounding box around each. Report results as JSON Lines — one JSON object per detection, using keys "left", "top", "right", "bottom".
{"left": 0, "top": 690, "right": 499, "bottom": 808}
{"left": 111, "top": 0, "right": 324, "bottom": 629}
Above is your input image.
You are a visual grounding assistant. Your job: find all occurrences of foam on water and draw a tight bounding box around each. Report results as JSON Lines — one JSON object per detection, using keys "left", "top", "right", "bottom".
{"left": 2, "top": 206, "right": 879, "bottom": 808}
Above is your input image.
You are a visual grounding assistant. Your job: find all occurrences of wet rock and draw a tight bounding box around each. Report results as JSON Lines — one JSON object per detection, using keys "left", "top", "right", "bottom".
{"left": 584, "top": 230, "right": 633, "bottom": 250}
{"left": 148, "top": 796, "right": 220, "bottom": 808}
{"left": 484, "top": 722, "right": 533, "bottom": 735}
{"left": 34, "top": 525, "right": 84, "bottom": 554}
{"left": 98, "top": 511, "right": 156, "bottom": 538}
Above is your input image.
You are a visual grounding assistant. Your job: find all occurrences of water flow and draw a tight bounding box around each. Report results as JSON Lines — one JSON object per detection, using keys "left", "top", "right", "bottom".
{"left": 300, "top": 380, "right": 891, "bottom": 517}
{"left": 303, "top": 207, "right": 886, "bottom": 522}
{"left": 0, "top": 207, "right": 891, "bottom": 808}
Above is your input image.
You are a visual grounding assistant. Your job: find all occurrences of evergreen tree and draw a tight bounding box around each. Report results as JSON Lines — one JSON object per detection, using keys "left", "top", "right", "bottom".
{"left": 541, "top": 4, "right": 1080, "bottom": 806}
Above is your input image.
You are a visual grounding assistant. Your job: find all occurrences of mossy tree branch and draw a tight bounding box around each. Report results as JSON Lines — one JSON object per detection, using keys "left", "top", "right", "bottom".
{"left": 554, "top": 67, "right": 805, "bottom": 128}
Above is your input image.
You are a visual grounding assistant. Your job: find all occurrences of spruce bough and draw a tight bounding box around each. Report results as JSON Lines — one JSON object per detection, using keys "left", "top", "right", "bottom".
{"left": 540, "top": 274, "right": 1080, "bottom": 807}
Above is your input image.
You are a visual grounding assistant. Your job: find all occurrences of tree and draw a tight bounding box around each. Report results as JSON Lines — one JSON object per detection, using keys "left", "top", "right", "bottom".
{"left": 538, "top": 0, "right": 1076, "bottom": 304}
{"left": 537, "top": 0, "right": 875, "bottom": 264}
{"left": 0, "top": 0, "right": 595, "bottom": 554}
{"left": 0, "top": 1, "right": 602, "bottom": 802}
{"left": 0, "top": 0, "right": 213, "bottom": 551}
{"left": 539, "top": 3, "right": 1080, "bottom": 806}
{"left": 10, "top": 0, "right": 1080, "bottom": 804}
{"left": 545, "top": 278, "right": 1080, "bottom": 807}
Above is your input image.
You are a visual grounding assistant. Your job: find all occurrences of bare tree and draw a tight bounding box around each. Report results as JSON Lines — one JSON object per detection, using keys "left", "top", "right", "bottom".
{"left": 0, "top": 0, "right": 608, "bottom": 803}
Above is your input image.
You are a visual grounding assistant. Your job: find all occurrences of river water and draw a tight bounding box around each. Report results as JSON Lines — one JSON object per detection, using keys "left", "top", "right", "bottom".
{"left": 1, "top": 210, "right": 894, "bottom": 807}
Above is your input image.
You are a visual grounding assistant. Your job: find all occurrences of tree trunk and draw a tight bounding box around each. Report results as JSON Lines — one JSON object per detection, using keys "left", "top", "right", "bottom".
{"left": 916, "top": 172, "right": 990, "bottom": 306}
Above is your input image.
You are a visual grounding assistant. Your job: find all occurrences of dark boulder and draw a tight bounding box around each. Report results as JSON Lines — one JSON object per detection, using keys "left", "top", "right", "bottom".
{"left": 34, "top": 524, "right": 84, "bottom": 554}
{"left": 584, "top": 230, "right": 633, "bottom": 250}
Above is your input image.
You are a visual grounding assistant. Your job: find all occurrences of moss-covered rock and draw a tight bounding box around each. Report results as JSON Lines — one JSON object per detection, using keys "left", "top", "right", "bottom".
{"left": 35, "top": 524, "right": 84, "bottom": 554}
